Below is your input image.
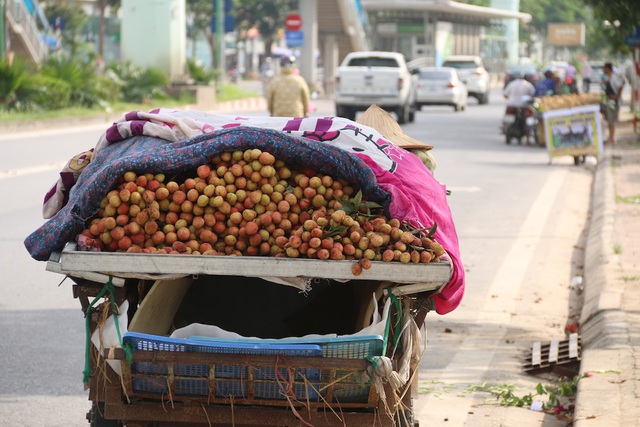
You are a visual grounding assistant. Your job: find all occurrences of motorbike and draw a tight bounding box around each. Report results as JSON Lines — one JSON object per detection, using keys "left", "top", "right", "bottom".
{"left": 504, "top": 96, "right": 539, "bottom": 145}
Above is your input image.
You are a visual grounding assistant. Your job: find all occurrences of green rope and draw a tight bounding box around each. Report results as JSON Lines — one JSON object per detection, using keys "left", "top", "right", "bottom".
{"left": 82, "top": 277, "right": 132, "bottom": 383}
{"left": 367, "top": 289, "right": 402, "bottom": 369}
{"left": 390, "top": 290, "right": 403, "bottom": 352}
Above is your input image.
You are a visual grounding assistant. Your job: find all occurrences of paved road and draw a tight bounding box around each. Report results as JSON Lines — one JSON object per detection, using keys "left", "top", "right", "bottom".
{"left": 0, "top": 87, "right": 597, "bottom": 426}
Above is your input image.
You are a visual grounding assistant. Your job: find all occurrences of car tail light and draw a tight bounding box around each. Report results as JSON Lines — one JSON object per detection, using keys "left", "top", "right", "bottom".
{"left": 398, "top": 77, "right": 403, "bottom": 91}
{"left": 506, "top": 106, "right": 518, "bottom": 114}
{"left": 525, "top": 108, "right": 536, "bottom": 117}
{"left": 446, "top": 83, "right": 455, "bottom": 88}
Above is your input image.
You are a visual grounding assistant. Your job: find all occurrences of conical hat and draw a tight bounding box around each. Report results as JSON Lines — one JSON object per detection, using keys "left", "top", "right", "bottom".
{"left": 356, "top": 105, "right": 433, "bottom": 150}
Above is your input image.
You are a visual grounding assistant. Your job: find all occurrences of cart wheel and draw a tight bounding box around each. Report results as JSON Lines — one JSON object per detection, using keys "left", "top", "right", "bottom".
{"left": 88, "top": 402, "right": 120, "bottom": 427}
{"left": 394, "top": 407, "right": 416, "bottom": 427}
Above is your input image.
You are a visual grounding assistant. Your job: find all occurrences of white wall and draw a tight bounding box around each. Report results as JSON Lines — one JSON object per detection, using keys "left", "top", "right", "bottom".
{"left": 121, "top": 0, "right": 186, "bottom": 81}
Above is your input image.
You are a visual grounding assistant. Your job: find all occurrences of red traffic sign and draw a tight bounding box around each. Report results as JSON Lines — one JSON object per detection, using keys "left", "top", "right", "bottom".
{"left": 285, "top": 13, "right": 302, "bottom": 31}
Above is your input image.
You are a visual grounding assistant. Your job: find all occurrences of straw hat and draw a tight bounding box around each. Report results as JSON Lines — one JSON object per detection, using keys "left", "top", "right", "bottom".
{"left": 356, "top": 105, "right": 433, "bottom": 150}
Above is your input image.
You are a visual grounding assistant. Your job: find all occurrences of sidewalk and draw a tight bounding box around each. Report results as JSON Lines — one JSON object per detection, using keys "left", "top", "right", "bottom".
{"left": 574, "top": 110, "right": 640, "bottom": 426}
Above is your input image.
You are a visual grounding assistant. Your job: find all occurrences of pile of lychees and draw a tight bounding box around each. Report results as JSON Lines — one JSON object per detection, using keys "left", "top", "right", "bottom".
{"left": 78, "top": 148, "right": 445, "bottom": 275}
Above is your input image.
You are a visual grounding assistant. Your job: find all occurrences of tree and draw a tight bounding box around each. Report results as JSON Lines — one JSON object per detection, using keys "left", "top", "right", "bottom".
{"left": 43, "top": 2, "right": 89, "bottom": 57}
{"left": 186, "top": 0, "right": 215, "bottom": 68}
{"left": 95, "top": 0, "right": 121, "bottom": 62}
{"left": 231, "top": 0, "right": 292, "bottom": 58}
{"left": 580, "top": 0, "right": 640, "bottom": 55}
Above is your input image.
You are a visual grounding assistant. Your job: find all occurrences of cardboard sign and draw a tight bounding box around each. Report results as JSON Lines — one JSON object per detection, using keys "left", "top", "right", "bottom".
{"left": 542, "top": 104, "right": 603, "bottom": 160}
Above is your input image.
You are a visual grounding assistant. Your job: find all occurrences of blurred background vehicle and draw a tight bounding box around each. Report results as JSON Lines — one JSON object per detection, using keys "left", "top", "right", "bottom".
{"left": 442, "top": 55, "right": 491, "bottom": 105}
{"left": 503, "top": 64, "right": 541, "bottom": 89}
{"left": 414, "top": 67, "right": 468, "bottom": 112}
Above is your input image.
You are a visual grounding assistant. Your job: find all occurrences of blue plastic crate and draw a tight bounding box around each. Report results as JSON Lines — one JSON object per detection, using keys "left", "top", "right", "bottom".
{"left": 188, "top": 334, "right": 385, "bottom": 359}
{"left": 123, "top": 332, "right": 322, "bottom": 400}
{"left": 187, "top": 334, "right": 385, "bottom": 403}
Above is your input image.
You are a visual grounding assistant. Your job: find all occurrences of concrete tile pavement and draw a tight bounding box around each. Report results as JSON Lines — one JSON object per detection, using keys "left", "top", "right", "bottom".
{"left": 574, "top": 110, "right": 640, "bottom": 426}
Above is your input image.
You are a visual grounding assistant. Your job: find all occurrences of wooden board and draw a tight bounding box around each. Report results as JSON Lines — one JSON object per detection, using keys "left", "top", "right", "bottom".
{"left": 56, "top": 243, "right": 452, "bottom": 291}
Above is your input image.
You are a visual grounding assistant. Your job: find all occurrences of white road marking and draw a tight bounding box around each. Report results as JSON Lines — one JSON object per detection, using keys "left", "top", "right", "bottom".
{"left": 0, "top": 162, "right": 67, "bottom": 179}
{"left": 417, "top": 168, "right": 567, "bottom": 423}
{"left": 0, "top": 122, "right": 109, "bottom": 140}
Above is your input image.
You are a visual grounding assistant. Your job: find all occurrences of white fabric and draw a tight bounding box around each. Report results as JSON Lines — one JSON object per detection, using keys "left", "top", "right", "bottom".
{"left": 170, "top": 293, "right": 391, "bottom": 341}
{"left": 91, "top": 300, "right": 129, "bottom": 376}
{"left": 504, "top": 79, "right": 536, "bottom": 107}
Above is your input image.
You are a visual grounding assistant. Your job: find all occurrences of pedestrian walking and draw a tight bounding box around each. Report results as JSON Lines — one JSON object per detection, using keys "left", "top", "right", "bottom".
{"left": 580, "top": 59, "right": 593, "bottom": 92}
{"left": 602, "top": 62, "right": 625, "bottom": 144}
{"left": 266, "top": 56, "right": 310, "bottom": 118}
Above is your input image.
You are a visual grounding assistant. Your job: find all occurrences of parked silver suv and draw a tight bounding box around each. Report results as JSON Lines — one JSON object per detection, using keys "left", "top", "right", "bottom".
{"left": 442, "top": 55, "right": 491, "bottom": 104}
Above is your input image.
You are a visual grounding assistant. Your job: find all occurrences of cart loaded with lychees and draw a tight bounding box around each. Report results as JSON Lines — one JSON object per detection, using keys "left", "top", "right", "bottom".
{"left": 26, "top": 105, "right": 464, "bottom": 427}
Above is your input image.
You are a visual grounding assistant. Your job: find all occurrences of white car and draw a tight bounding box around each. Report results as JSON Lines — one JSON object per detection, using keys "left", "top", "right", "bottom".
{"left": 442, "top": 55, "right": 491, "bottom": 104}
{"left": 415, "top": 67, "right": 468, "bottom": 112}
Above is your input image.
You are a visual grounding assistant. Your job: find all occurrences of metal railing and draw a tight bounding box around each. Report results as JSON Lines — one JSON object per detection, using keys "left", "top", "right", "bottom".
{"left": 5, "top": 0, "right": 49, "bottom": 64}
{"left": 339, "top": 0, "right": 369, "bottom": 51}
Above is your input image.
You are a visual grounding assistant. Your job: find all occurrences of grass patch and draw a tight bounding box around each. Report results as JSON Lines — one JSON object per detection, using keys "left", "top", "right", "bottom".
{"left": 618, "top": 275, "right": 639, "bottom": 282}
{"left": 615, "top": 194, "right": 640, "bottom": 204}
{"left": 613, "top": 243, "right": 622, "bottom": 254}
{"left": 0, "top": 83, "right": 259, "bottom": 124}
{"left": 216, "top": 82, "right": 260, "bottom": 102}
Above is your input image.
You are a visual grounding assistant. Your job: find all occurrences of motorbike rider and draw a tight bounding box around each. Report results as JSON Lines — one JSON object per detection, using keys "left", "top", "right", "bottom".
{"left": 565, "top": 63, "right": 579, "bottom": 93}
{"left": 535, "top": 68, "right": 557, "bottom": 97}
{"left": 502, "top": 72, "right": 536, "bottom": 143}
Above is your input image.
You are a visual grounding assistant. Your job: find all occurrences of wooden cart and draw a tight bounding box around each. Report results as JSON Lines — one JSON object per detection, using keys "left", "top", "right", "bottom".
{"left": 47, "top": 243, "right": 451, "bottom": 427}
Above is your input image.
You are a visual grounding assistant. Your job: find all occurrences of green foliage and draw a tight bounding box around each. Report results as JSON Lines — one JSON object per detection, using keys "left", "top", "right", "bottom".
{"left": 468, "top": 373, "right": 589, "bottom": 416}
{"left": 93, "top": 75, "right": 123, "bottom": 104}
{"left": 29, "top": 74, "right": 72, "bottom": 110}
{"left": 40, "top": 57, "right": 102, "bottom": 107}
{"left": 334, "top": 190, "right": 383, "bottom": 216}
{"left": 187, "top": 58, "right": 216, "bottom": 85}
{"left": 215, "top": 83, "right": 259, "bottom": 102}
{"left": 44, "top": 2, "right": 89, "bottom": 57}
{"left": 106, "top": 61, "right": 169, "bottom": 103}
{"left": 231, "top": 0, "right": 291, "bottom": 56}
{"left": 581, "top": 0, "right": 640, "bottom": 55}
{"left": 521, "top": 0, "right": 590, "bottom": 34}
{"left": 0, "top": 57, "right": 39, "bottom": 111}
{"left": 187, "top": 0, "right": 214, "bottom": 36}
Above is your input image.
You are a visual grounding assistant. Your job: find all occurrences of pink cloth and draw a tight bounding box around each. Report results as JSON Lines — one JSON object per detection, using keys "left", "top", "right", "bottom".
{"left": 356, "top": 152, "right": 464, "bottom": 315}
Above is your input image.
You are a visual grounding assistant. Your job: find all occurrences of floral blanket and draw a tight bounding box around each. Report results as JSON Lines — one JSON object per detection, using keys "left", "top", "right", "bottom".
{"left": 24, "top": 109, "right": 465, "bottom": 315}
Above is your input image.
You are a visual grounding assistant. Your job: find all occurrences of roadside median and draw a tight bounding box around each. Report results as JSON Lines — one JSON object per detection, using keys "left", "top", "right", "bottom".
{"left": 0, "top": 95, "right": 267, "bottom": 136}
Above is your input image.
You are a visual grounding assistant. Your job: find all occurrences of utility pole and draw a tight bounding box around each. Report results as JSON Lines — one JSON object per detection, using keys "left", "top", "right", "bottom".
{"left": 215, "top": 0, "right": 225, "bottom": 78}
{"left": 0, "top": 0, "right": 5, "bottom": 60}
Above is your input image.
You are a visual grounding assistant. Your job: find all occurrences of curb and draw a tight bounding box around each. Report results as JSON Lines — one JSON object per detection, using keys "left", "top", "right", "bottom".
{"left": 210, "top": 97, "right": 267, "bottom": 114}
{"left": 573, "top": 145, "right": 633, "bottom": 426}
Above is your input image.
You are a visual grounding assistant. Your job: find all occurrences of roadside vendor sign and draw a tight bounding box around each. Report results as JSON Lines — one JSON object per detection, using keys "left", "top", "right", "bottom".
{"left": 541, "top": 104, "right": 603, "bottom": 161}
